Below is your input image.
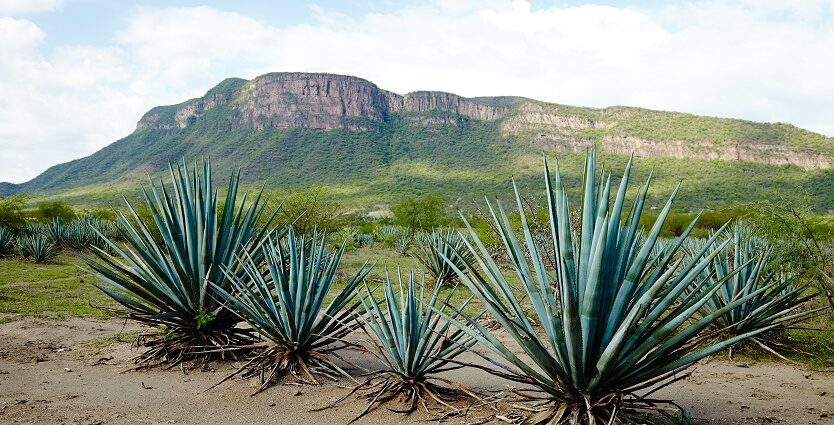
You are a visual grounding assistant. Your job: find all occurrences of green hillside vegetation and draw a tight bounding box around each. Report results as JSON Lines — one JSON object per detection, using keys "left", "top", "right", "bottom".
{"left": 10, "top": 131, "right": 834, "bottom": 214}
{"left": 515, "top": 101, "right": 834, "bottom": 153}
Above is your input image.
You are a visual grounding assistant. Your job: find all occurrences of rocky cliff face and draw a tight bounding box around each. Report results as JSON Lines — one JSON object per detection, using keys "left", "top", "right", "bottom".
{"left": 232, "top": 73, "right": 393, "bottom": 131}
{"left": 528, "top": 134, "right": 834, "bottom": 168}
{"left": 503, "top": 102, "right": 834, "bottom": 169}
{"left": 135, "top": 73, "right": 507, "bottom": 132}
{"left": 395, "top": 91, "right": 507, "bottom": 120}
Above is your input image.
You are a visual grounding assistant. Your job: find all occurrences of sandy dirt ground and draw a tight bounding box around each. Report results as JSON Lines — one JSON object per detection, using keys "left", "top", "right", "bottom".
{"left": 0, "top": 317, "right": 833, "bottom": 425}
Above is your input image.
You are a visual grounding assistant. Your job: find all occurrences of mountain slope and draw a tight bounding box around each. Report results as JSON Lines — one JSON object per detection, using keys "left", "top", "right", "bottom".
{"left": 5, "top": 72, "right": 834, "bottom": 211}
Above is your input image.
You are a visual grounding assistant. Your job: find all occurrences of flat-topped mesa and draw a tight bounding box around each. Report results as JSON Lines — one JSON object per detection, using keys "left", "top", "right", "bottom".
{"left": 397, "top": 91, "right": 507, "bottom": 121}
{"left": 135, "top": 73, "right": 508, "bottom": 132}
{"left": 233, "top": 73, "right": 395, "bottom": 130}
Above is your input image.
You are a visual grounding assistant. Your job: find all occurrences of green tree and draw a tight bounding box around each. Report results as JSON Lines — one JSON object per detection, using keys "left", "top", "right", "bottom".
{"left": 391, "top": 194, "right": 447, "bottom": 236}
{"left": 86, "top": 207, "right": 117, "bottom": 222}
{"left": 746, "top": 200, "right": 834, "bottom": 310}
{"left": 35, "top": 201, "right": 77, "bottom": 223}
{"left": 272, "top": 185, "right": 342, "bottom": 235}
{"left": 0, "top": 195, "right": 28, "bottom": 231}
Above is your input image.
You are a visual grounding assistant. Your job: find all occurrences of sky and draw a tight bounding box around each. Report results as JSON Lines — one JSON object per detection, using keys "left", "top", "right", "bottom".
{"left": 1, "top": 0, "right": 833, "bottom": 184}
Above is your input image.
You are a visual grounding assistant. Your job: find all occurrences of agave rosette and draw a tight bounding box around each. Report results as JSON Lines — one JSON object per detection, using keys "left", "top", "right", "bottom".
{"left": 688, "top": 224, "right": 822, "bottom": 340}
{"left": 441, "top": 150, "right": 784, "bottom": 424}
{"left": 345, "top": 270, "right": 476, "bottom": 416}
{"left": 19, "top": 233, "right": 60, "bottom": 263}
{"left": 211, "top": 228, "right": 371, "bottom": 392}
{"left": 416, "top": 228, "right": 474, "bottom": 286}
{"left": 85, "top": 159, "right": 279, "bottom": 364}
{"left": 0, "top": 227, "right": 14, "bottom": 256}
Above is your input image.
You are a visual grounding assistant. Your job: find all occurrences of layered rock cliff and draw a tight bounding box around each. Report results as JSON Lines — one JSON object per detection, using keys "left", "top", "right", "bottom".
{"left": 502, "top": 102, "right": 834, "bottom": 169}
{"left": 135, "top": 73, "right": 507, "bottom": 132}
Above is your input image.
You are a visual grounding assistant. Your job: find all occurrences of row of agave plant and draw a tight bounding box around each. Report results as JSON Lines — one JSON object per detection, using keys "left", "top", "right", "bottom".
{"left": 84, "top": 154, "right": 820, "bottom": 424}
{"left": 0, "top": 216, "right": 119, "bottom": 262}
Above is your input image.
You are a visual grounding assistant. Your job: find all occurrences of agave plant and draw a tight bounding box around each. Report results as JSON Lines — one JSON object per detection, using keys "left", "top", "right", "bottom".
{"left": 19, "top": 234, "right": 61, "bottom": 263}
{"left": 42, "top": 218, "right": 69, "bottom": 246}
{"left": 376, "top": 225, "right": 412, "bottom": 255}
{"left": 376, "top": 224, "right": 403, "bottom": 240}
{"left": 442, "top": 150, "right": 783, "bottom": 424}
{"left": 61, "top": 217, "right": 119, "bottom": 251}
{"left": 0, "top": 227, "right": 14, "bottom": 256}
{"left": 416, "top": 229, "right": 474, "bottom": 286}
{"left": 84, "top": 160, "right": 279, "bottom": 364}
{"left": 339, "top": 270, "right": 476, "bottom": 419}
{"left": 395, "top": 233, "right": 412, "bottom": 255}
{"left": 211, "top": 228, "right": 371, "bottom": 393}
{"left": 687, "top": 224, "right": 823, "bottom": 353}
{"left": 354, "top": 232, "right": 375, "bottom": 248}
{"left": 64, "top": 220, "right": 92, "bottom": 249}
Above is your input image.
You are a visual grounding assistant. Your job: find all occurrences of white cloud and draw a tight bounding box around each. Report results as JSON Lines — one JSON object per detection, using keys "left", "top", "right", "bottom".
{"left": 0, "top": 16, "right": 44, "bottom": 52}
{"left": 2, "top": 0, "right": 834, "bottom": 183}
{"left": 0, "top": 0, "right": 63, "bottom": 16}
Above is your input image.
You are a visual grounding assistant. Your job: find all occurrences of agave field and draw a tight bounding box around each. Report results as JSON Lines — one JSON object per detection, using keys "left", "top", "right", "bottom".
{"left": 1, "top": 152, "right": 834, "bottom": 424}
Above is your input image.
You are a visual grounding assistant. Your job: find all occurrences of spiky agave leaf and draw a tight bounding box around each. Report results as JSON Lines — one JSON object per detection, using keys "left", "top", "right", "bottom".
{"left": 211, "top": 228, "right": 371, "bottom": 392}
{"left": 84, "top": 159, "right": 280, "bottom": 364}
{"left": 345, "top": 270, "right": 476, "bottom": 417}
{"left": 441, "top": 150, "right": 784, "bottom": 424}
{"left": 65, "top": 220, "right": 94, "bottom": 249}
{"left": 687, "top": 224, "right": 823, "bottom": 335}
{"left": 416, "top": 229, "right": 474, "bottom": 286}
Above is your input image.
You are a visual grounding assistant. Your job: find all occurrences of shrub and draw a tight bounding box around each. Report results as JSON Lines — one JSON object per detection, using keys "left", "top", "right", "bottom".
{"left": 0, "top": 195, "right": 28, "bottom": 232}
{"left": 35, "top": 201, "right": 77, "bottom": 223}
{"left": 271, "top": 185, "right": 343, "bottom": 234}
{"left": 392, "top": 194, "right": 447, "bottom": 236}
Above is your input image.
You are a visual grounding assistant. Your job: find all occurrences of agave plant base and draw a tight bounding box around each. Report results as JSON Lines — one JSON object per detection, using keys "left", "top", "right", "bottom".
{"left": 332, "top": 373, "right": 469, "bottom": 423}
{"left": 515, "top": 391, "right": 689, "bottom": 425}
{"left": 131, "top": 325, "right": 257, "bottom": 368}
{"left": 212, "top": 345, "right": 355, "bottom": 395}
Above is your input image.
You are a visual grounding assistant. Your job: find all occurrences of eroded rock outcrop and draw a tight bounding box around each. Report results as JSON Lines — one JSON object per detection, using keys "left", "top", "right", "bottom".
{"left": 528, "top": 134, "right": 834, "bottom": 169}
{"left": 397, "top": 91, "right": 506, "bottom": 121}
{"left": 232, "top": 73, "right": 393, "bottom": 131}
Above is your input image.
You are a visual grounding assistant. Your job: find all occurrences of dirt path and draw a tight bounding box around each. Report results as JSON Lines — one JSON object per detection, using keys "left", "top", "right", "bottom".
{"left": 0, "top": 317, "right": 832, "bottom": 424}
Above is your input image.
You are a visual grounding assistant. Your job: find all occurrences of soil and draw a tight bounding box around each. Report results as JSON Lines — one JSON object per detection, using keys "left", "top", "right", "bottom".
{"left": 0, "top": 317, "right": 832, "bottom": 425}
